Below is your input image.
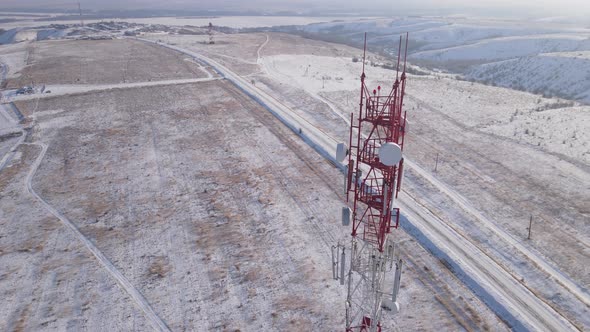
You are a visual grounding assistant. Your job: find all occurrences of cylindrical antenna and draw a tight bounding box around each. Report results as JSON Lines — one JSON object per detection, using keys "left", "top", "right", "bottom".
{"left": 403, "top": 32, "right": 409, "bottom": 73}
{"left": 78, "top": 2, "right": 84, "bottom": 27}
{"left": 362, "top": 32, "right": 367, "bottom": 74}
{"left": 395, "top": 36, "right": 402, "bottom": 81}
{"left": 340, "top": 247, "right": 346, "bottom": 285}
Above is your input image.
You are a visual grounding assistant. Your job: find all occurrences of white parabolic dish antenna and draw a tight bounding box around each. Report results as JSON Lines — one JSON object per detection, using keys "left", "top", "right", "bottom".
{"left": 379, "top": 142, "right": 402, "bottom": 166}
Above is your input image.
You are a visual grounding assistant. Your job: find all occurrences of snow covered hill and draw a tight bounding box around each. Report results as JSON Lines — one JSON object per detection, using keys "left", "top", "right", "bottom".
{"left": 467, "top": 52, "right": 590, "bottom": 102}
{"left": 412, "top": 34, "right": 590, "bottom": 61}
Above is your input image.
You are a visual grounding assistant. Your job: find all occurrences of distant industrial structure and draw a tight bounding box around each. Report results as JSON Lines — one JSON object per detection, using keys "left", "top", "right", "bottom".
{"left": 334, "top": 33, "right": 409, "bottom": 332}
{"left": 208, "top": 22, "right": 215, "bottom": 44}
{"left": 78, "top": 2, "right": 84, "bottom": 27}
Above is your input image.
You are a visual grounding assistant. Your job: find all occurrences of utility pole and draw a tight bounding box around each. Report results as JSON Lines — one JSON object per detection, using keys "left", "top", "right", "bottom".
{"left": 434, "top": 153, "right": 439, "bottom": 172}
{"left": 78, "top": 2, "right": 84, "bottom": 27}
{"left": 527, "top": 215, "right": 533, "bottom": 240}
{"left": 208, "top": 22, "right": 215, "bottom": 44}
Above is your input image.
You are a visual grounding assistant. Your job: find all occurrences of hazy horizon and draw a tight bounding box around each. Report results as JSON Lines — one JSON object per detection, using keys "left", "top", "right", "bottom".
{"left": 1, "top": 0, "right": 590, "bottom": 20}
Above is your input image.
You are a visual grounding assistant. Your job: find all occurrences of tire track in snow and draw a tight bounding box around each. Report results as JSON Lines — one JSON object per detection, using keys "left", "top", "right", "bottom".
{"left": 257, "top": 34, "right": 270, "bottom": 63}
{"left": 24, "top": 142, "right": 171, "bottom": 332}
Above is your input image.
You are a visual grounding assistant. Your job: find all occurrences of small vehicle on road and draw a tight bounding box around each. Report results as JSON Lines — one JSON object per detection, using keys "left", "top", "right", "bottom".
{"left": 16, "top": 86, "right": 34, "bottom": 95}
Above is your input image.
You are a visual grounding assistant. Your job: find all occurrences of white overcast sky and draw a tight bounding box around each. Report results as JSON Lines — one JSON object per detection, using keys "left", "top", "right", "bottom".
{"left": 1, "top": 0, "right": 589, "bottom": 18}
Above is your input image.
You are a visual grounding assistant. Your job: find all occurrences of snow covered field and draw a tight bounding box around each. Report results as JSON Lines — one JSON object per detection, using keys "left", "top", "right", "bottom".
{"left": 0, "top": 36, "right": 511, "bottom": 331}
{"left": 1, "top": 45, "right": 351, "bottom": 328}
{"left": 0, "top": 42, "right": 28, "bottom": 86}
{"left": 6, "top": 13, "right": 587, "bottom": 102}
{"left": 146, "top": 32, "right": 589, "bottom": 329}
{"left": 1, "top": 14, "right": 588, "bottom": 330}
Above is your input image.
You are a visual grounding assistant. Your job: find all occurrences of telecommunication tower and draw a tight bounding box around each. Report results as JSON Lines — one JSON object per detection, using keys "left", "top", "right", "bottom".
{"left": 208, "top": 22, "right": 215, "bottom": 44}
{"left": 78, "top": 2, "right": 84, "bottom": 27}
{"left": 333, "top": 33, "right": 409, "bottom": 332}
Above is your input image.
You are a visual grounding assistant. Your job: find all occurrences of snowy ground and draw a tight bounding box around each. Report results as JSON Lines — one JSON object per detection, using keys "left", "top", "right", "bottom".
{"left": 3, "top": 81, "right": 349, "bottom": 331}
{"left": 258, "top": 40, "right": 590, "bottom": 330}
{"left": 296, "top": 17, "right": 590, "bottom": 104}
{"left": 4, "top": 39, "right": 208, "bottom": 88}
{"left": 144, "top": 32, "right": 589, "bottom": 330}
{"left": 0, "top": 37, "right": 508, "bottom": 331}
{"left": 0, "top": 42, "right": 28, "bottom": 87}
{"left": 467, "top": 54, "right": 590, "bottom": 103}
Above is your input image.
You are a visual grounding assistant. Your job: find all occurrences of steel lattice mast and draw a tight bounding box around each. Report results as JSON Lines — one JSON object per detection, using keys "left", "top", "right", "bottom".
{"left": 208, "top": 22, "right": 215, "bottom": 44}
{"left": 335, "top": 32, "right": 409, "bottom": 332}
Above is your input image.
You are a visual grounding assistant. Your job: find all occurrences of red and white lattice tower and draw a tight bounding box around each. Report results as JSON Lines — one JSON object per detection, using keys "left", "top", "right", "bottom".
{"left": 338, "top": 33, "right": 409, "bottom": 332}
